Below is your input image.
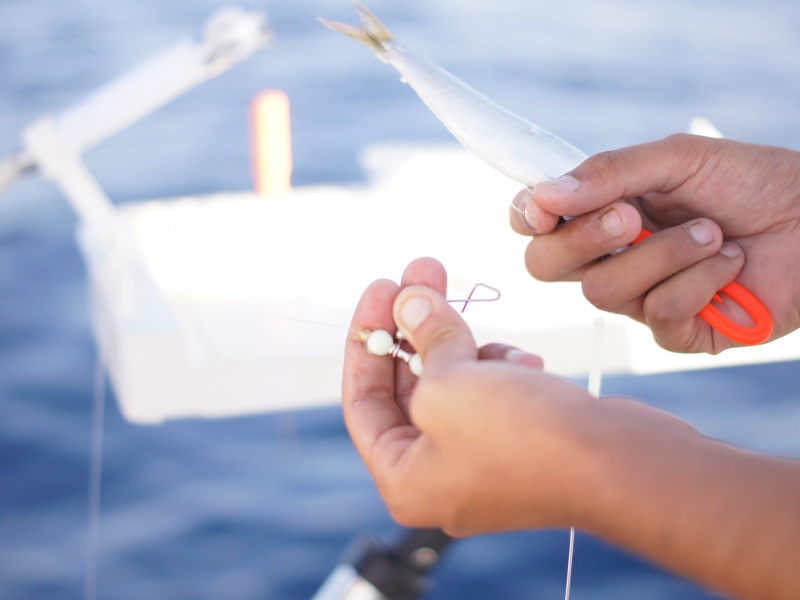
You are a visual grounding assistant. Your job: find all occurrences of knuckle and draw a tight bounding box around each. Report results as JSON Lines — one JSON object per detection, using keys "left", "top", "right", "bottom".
{"left": 642, "top": 292, "right": 677, "bottom": 329}
{"left": 525, "top": 246, "right": 562, "bottom": 282}
{"left": 581, "top": 270, "right": 616, "bottom": 311}
{"left": 381, "top": 480, "right": 443, "bottom": 528}
{"left": 385, "top": 501, "right": 426, "bottom": 527}
{"left": 428, "top": 321, "right": 464, "bottom": 345}
{"left": 379, "top": 479, "right": 424, "bottom": 525}
{"left": 423, "top": 322, "right": 467, "bottom": 357}
{"left": 663, "top": 132, "right": 714, "bottom": 158}
{"left": 583, "top": 149, "right": 627, "bottom": 180}
{"left": 526, "top": 260, "right": 560, "bottom": 283}
{"left": 663, "top": 132, "right": 693, "bottom": 146}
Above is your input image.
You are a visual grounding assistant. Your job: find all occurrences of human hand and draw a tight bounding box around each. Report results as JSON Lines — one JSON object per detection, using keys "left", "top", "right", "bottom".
{"left": 510, "top": 134, "right": 800, "bottom": 353}
{"left": 342, "top": 256, "right": 693, "bottom": 536}
{"left": 343, "top": 264, "right": 800, "bottom": 600}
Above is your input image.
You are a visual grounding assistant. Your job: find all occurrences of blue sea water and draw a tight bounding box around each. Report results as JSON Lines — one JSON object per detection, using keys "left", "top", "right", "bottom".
{"left": 1, "top": 0, "right": 800, "bottom": 598}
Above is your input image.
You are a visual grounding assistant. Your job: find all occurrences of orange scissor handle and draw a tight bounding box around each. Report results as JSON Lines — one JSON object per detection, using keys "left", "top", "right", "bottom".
{"left": 631, "top": 228, "right": 773, "bottom": 345}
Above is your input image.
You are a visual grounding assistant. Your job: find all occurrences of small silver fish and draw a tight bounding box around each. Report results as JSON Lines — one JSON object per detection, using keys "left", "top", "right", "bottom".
{"left": 320, "top": 3, "right": 587, "bottom": 187}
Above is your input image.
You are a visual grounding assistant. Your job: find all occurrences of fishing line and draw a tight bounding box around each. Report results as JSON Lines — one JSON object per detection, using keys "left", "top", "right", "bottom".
{"left": 587, "top": 317, "right": 605, "bottom": 398}
{"left": 564, "top": 317, "right": 605, "bottom": 600}
{"left": 84, "top": 352, "right": 107, "bottom": 600}
{"left": 185, "top": 283, "right": 501, "bottom": 337}
{"left": 76, "top": 283, "right": 500, "bottom": 596}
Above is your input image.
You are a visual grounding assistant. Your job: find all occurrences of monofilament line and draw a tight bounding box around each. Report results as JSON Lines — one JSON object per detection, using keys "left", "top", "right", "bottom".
{"left": 587, "top": 317, "right": 605, "bottom": 397}
{"left": 219, "top": 282, "right": 501, "bottom": 336}
{"left": 85, "top": 353, "right": 107, "bottom": 600}
{"left": 564, "top": 317, "right": 605, "bottom": 600}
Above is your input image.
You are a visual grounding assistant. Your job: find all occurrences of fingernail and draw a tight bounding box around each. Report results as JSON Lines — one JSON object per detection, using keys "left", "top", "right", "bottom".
{"left": 542, "top": 175, "right": 581, "bottom": 192}
{"left": 512, "top": 187, "right": 533, "bottom": 210}
{"left": 504, "top": 348, "right": 544, "bottom": 369}
{"left": 398, "top": 294, "right": 433, "bottom": 332}
{"left": 522, "top": 205, "right": 540, "bottom": 234}
{"left": 513, "top": 188, "right": 539, "bottom": 234}
{"left": 719, "top": 243, "right": 741, "bottom": 258}
{"left": 600, "top": 208, "right": 625, "bottom": 238}
{"left": 689, "top": 222, "right": 713, "bottom": 245}
{"left": 504, "top": 349, "right": 528, "bottom": 362}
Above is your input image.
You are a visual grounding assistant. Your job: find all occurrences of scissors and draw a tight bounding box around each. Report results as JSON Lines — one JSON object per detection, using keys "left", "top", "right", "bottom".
{"left": 632, "top": 228, "right": 772, "bottom": 345}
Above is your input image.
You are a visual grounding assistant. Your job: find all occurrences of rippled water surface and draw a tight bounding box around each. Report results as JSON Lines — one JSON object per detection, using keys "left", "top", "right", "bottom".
{"left": 1, "top": 1, "right": 799, "bottom": 598}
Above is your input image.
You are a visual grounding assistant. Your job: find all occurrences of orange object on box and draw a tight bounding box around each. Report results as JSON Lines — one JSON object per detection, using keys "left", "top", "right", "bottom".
{"left": 250, "top": 90, "right": 292, "bottom": 196}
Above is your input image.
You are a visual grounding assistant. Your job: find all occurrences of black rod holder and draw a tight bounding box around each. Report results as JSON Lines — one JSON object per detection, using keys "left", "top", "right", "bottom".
{"left": 311, "top": 528, "right": 453, "bottom": 600}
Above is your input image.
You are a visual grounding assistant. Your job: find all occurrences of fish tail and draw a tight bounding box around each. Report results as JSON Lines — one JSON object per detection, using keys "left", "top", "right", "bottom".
{"left": 319, "top": 2, "right": 395, "bottom": 55}
{"left": 353, "top": 2, "right": 394, "bottom": 43}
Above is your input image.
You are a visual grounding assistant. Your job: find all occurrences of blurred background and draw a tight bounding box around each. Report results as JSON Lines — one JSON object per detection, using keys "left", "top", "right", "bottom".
{"left": 1, "top": 0, "right": 799, "bottom": 598}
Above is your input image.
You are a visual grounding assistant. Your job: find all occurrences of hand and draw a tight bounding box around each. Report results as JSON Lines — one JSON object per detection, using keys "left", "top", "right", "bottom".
{"left": 510, "top": 134, "right": 800, "bottom": 353}
{"left": 342, "top": 256, "right": 691, "bottom": 535}
{"left": 342, "top": 257, "right": 800, "bottom": 599}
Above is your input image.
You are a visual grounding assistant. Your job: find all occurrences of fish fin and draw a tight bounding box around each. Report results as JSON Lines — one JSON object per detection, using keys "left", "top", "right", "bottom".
{"left": 319, "top": 3, "right": 395, "bottom": 55}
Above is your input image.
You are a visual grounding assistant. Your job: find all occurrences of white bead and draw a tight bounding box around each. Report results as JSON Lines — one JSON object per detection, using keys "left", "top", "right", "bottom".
{"left": 408, "top": 353, "right": 424, "bottom": 377}
{"left": 366, "top": 329, "right": 395, "bottom": 356}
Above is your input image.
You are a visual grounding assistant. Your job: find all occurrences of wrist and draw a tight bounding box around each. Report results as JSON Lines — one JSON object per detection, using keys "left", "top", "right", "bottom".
{"left": 565, "top": 396, "right": 703, "bottom": 535}
{"left": 571, "top": 399, "right": 800, "bottom": 598}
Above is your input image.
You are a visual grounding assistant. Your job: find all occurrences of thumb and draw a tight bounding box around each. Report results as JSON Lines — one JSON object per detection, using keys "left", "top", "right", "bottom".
{"left": 393, "top": 286, "right": 477, "bottom": 374}
{"left": 533, "top": 134, "right": 709, "bottom": 217}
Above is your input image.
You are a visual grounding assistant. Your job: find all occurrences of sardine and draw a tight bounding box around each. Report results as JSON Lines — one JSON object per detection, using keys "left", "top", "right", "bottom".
{"left": 321, "top": 5, "right": 776, "bottom": 347}
{"left": 320, "top": 3, "right": 587, "bottom": 187}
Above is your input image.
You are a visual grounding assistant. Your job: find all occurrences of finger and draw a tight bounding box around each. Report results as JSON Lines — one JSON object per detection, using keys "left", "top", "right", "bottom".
{"left": 509, "top": 188, "right": 560, "bottom": 235}
{"left": 530, "top": 134, "right": 711, "bottom": 217}
{"left": 580, "top": 218, "right": 724, "bottom": 318}
{"left": 400, "top": 256, "right": 447, "bottom": 295}
{"left": 342, "top": 278, "right": 410, "bottom": 462}
{"left": 395, "top": 257, "right": 449, "bottom": 406}
{"left": 523, "top": 202, "right": 642, "bottom": 282}
{"left": 393, "top": 286, "right": 478, "bottom": 375}
{"left": 478, "top": 343, "right": 545, "bottom": 369}
{"left": 643, "top": 243, "right": 746, "bottom": 353}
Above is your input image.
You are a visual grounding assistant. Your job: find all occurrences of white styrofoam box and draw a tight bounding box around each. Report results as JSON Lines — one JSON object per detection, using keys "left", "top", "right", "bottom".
{"left": 78, "top": 146, "right": 800, "bottom": 423}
